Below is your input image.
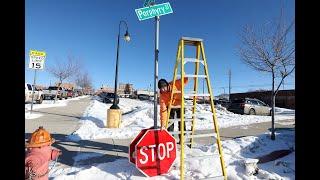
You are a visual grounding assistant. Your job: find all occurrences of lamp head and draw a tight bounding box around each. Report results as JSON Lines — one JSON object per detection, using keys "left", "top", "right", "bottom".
{"left": 124, "top": 31, "right": 130, "bottom": 42}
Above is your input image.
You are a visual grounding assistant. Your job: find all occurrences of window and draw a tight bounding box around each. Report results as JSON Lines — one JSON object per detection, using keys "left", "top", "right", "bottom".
{"left": 27, "top": 84, "right": 32, "bottom": 91}
{"left": 232, "top": 99, "right": 245, "bottom": 103}
{"left": 48, "top": 86, "right": 58, "bottom": 90}
{"left": 250, "top": 100, "right": 259, "bottom": 105}
{"left": 257, "top": 100, "right": 267, "bottom": 106}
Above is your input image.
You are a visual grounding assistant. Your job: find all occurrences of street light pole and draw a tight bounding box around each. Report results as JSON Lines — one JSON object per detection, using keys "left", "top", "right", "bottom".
{"left": 110, "top": 20, "right": 130, "bottom": 109}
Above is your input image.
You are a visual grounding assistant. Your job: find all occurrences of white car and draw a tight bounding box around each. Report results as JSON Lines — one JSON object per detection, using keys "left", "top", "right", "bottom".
{"left": 25, "top": 83, "right": 44, "bottom": 104}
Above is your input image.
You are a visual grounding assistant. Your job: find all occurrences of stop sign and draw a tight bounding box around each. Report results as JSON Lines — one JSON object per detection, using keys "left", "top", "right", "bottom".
{"left": 129, "top": 128, "right": 150, "bottom": 164}
{"left": 134, "top": 129, "right": 177, "bottom": 177}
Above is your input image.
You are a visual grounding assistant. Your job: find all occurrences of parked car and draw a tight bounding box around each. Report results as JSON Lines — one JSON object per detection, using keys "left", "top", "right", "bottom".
{"left": 43, "top": 86, "right": 68, "bottom": 100}
{"left": 73, "top": 91, "right": 79, "bottom": 97}
{"left": 74, "top": 89, "right": 83, "bottom": 96}
{"left": 215, "top": 99, "right": 231, "bottom": 109}
{"left": 138, "top": 94, "right": 152, "bottom": 101}
{"left": 66, "top": 90, "right": 74, "bottom": 98}
{"left": 98, "top": 92, "right": 119, "bottom": 104}
{"left": 227, "top": 98, "right": 271, "bottom": 116}
{"left": 25, "top": 83, "right": 44, "bottom": 104}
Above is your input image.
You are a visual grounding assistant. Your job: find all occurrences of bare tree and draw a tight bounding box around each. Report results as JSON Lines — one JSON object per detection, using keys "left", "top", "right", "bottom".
{"left": 124, "top": 83, "right": 131, "bottom": 95}
{"left": 47, "top": 55, "right": 81, "bottom": 103}
{"left": 75, "top": 71, "right": 92, "bottom": 95}
{"left": 237, "top": 10, "right": 295, "bottom": 140}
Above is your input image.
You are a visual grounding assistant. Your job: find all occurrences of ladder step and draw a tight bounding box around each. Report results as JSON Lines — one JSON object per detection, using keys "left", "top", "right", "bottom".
{"left": 198, "top": 176, "right": 225, "bottom": 180}
{"left": 184, "top": 93, "right": 210, "bottom": 97}
{"left": 185, "top": 113, "right": 214, "bottom": 118}
{"left": 187, "top": 154, "right": 221, "bottom": 159}
{"left": 183, "top": 58, "right": 205, "bottom": 65}
{"left": 173, "top": 90, "right": 196, "bottom": 94}
{"left": 169, "top": 131, "right": 192, "bottom": 135}
{"left": 177, "top": 74, "right": 207, "bottom": 78}
{"left": 168, "top": 118, "right": 193, "bottom": 123}
{"left": 185, "top": 133, "right": 217, "bottom": 139}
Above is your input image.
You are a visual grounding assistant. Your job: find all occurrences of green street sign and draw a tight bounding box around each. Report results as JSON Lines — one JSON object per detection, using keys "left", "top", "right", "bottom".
{"left": 135, "top": 2, "right": 173, "bottom": 21}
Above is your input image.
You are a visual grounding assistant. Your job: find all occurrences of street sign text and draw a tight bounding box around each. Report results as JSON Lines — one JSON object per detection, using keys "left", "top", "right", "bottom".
{"left": 135, "top": 2, "right": 173, "bottom": 21}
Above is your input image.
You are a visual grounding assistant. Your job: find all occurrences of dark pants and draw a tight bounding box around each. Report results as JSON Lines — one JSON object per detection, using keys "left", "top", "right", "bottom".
{"left": 168, "top": 108, "right": 189, "bottom": 145}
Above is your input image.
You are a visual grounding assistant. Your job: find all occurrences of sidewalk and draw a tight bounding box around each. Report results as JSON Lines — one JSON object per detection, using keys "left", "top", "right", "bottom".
{"left": 25, "top": 97, "right": 294, "bottom": 167}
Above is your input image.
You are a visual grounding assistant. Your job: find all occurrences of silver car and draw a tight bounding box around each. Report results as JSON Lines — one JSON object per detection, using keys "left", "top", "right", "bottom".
{"left": 227, "top": 98, "right": 271, "bottom": 116}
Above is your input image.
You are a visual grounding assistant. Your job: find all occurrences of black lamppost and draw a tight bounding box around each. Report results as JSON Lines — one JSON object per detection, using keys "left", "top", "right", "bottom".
{"left": 110, "top": 20, "right": 130, "bottom": 109}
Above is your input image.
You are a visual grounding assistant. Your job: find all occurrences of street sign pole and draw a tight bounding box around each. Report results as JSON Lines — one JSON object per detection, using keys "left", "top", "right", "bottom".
{"left": 135, "top": 1, "right": 173, "bottom": 129}
{"left": 154, "top": 15, "right": 160, "bottom": 129}
{"left": 30, "top": 69, "right": 37, "bottom": 114}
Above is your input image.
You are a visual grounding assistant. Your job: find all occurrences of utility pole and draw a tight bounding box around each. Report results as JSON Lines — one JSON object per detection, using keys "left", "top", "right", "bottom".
{"left": 228, "top": 69, "right": 231, "bottom": 101}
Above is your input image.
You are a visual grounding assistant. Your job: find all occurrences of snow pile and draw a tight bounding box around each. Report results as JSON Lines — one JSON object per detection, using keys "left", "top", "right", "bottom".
{"left": 25, "top": 111, "right": 43, "bottom": 119}
{"left": 25, "top": 100, "right": 68, "bottom": 110}
{"left": 189, "top": 103, "right": 294, "bottom": 129}
{"left": 51, "top": 129, "right": 295, "bottom": 180}
{"left": 68, "top": 95, "right": 90, "bottom": 101}
{"left": 69, "top": 98, "right": 295, "bottom": 141}
{"left": 67, "top": 98, "right": 156, "bottom": 141}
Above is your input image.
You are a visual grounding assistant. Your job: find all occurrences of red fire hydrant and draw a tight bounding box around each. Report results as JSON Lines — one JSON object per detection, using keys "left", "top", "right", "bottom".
{"left": 25, "top": 126, "right": 62, "bottom": 180}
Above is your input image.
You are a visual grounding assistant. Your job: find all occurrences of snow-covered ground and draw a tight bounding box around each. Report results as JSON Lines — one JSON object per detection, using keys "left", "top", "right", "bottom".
{"left": 68, "top": 97, "right": 295, "bottom": 141}
{"left": 25, "top": 95, "right": 90, "bottom": 119}
{"left": 50, "top": 129, "right": 295, "bottom": 180}
{"left": 25, "top": 111, "right": 43, "bottom": 119}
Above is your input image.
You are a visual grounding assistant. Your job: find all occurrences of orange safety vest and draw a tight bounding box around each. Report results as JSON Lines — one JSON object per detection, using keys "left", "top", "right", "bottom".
{"left": 159, "top": 77, "right": 188, "bottom": 127}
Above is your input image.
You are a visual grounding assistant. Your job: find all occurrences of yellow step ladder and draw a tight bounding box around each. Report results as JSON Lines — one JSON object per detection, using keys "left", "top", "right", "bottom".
{"left": 166, "top": 37, "right": 227, "bottom": 180}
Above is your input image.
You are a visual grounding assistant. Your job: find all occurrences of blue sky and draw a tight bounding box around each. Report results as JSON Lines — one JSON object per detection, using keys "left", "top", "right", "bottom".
{"left": 25, "top": 0, "right": 295, "bottom": 95}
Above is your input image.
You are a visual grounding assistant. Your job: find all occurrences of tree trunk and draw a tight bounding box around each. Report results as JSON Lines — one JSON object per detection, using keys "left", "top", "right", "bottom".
{"left": 54, "top": 80, "right": 62, "bottom": 103}
{"left": 271, "top": 72, "right": 276, "bottom": 140}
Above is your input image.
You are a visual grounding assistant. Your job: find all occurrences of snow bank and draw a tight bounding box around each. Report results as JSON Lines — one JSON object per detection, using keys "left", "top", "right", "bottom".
{"left": 52, "top": 129, "right": 295, "bottom": 180}
{"left": 25, "top": 100, "right": 68, "bottom": 110}
{"left": 25, "top": 96, "right": 90, "bottom": 111}
{"left": 69, "top": 98, "right": 295, "bottom": 141}
{"left": 25, "top": 111, "right": 43, "bottom": 119}
{"left": 68, "top": 95, "right": 90, "bottom": 101}
{"left": 67, "top": 98, "right": 156, "bottom": 141}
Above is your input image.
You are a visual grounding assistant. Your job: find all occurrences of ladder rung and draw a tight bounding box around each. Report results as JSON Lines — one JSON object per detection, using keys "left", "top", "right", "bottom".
{"left": 177, "top": 74, "right": 207, "bottom": 78}
{"left": 169, "top": 131, "right": 192, "bottom": 135}
{"left": 173, "top": 90, "right": 196, "bottom": 94}
{"left": 185, "top": 113, "right": 214, "bottom": 118}
{"left": 183, "top": 58, "right": 205, "bottom": 64}
{"left": 185, "top": 133, "right": 217, "bottom": 139}
{"left": 168, "top": 104, "right": 194, "bottom": 108}
{"left": 198, "top": 176, "right": 225, "bottom": 180}
{"left": 168, "top": 118, "right": 193, "bottom": 123}
{"left": 184, "top": 93, "right": 210, "bottom": 97}
{"left": 187, "top": 154, "right": 221, "bottom": 159}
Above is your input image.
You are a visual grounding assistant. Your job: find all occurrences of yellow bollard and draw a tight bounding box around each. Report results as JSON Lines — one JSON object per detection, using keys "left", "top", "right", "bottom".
{"left": 107, "top": 109, "right": 122, "bottom": 128}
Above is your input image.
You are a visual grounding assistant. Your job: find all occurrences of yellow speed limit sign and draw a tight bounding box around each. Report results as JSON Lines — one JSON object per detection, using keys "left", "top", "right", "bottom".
{"left": 29, "top": 50, "right": 46, "bottom": 70}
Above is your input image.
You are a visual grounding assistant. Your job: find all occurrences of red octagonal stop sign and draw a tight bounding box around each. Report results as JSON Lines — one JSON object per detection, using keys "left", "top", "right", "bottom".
{"left": 134, "top": 129, "right": 177, "bottom": 177}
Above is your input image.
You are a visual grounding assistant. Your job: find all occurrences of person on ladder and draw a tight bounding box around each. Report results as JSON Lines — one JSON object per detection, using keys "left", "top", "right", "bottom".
{"left": 158, "top": 77, "right": 191, "bottom": 147}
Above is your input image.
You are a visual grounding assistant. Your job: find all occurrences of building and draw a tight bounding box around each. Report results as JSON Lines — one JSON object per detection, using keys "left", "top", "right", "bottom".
{"left": 97, "top": 85, "right": 114, "bottom": 94}
{"left": 118, "top": 83, "right": 134, "bottom": 95}
{"left": 136, "top": 89, "right": 154, "bottom": 96}
{"left": 55, "top": 82, "right": 75, "bottom": 90}
{"left": 230, "top": 89, "right": 295, "bottom": 109}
